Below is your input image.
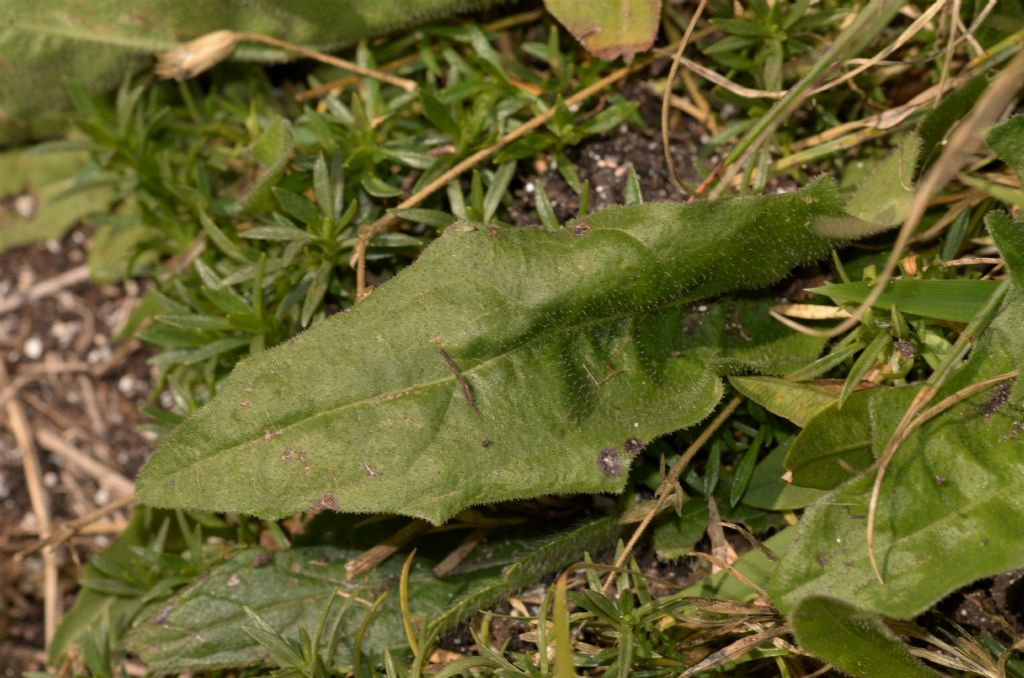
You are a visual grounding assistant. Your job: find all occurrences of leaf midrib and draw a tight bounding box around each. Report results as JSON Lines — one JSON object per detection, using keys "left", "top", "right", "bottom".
{"left": 169, "top": 271, "right": 710, "bottom": 466}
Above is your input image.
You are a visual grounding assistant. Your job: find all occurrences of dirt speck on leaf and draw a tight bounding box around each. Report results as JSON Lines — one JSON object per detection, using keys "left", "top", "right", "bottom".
{"left": 597, "top": 447, "right": 622, "bottom": 477}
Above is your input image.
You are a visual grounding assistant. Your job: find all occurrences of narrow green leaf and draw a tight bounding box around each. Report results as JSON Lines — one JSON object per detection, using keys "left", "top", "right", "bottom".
{"left": 242, "top": 606, "right": 306, "bottom": 669}
{"left": 273, "top": 187, "right": 321, "bottom": 228}
{"left": 235, "top": 117, "right": 294, "bottom": 215}
{"left": 361, "top": 172, "right": 402, "bottom": 198}
{"left": 730, "top": 427, "right": 765, "bottom": 507}
{"left": 810, "top": 278, "right": 1001, "bottom": 323}
{"left": 729, "top": 376, "right": 839, "bottom": 427}
{"left": 791, "top": 596, "right": 938, "bottom": 677}
{"left": 393, "top": 208, "right": 455, "bottom": 230}
{"left": 535, "top": 184, "right": 559, "bottom": 228}
{"left": 419, "top": 90, "right": 459, "bottom": 140}
{"left": 624, "top": 165, "right": 643, "bottom": 205}
{"left": 137, "top": 180, "right": 847, "bottom": 523}
{"left": 199, "top": 211, "right": 247, "bottom": 263}
{"left": 155, "top": 314, "right": 234, "bottom": 332}
{"left": 301, "top": 263, "right": 332, "bottom": 328}
{"left": 785, "top": 341, "right": 863, "bottom": 382}
{"left": 313, "top": 154, "right": 332, "bottom": 222}
{"left": 839, "top": 330, "right": 889, "bottom": 407}
{"left": 482, "top": 161, "right": 516, "bottom": 223}
{"left": 239, "top": 225, "right": 313, "bottom": 242}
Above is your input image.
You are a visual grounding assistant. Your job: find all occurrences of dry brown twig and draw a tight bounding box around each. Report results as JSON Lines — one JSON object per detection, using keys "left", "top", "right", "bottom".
{"left": 0, "top": 362, "right": 60, "bottom": 643}
{"left": 0, "top": 264, "right": 89, "bottom": 316}
{"left": 35, "top": 428, "right": 135, "bottom": 498}
{"left": 16, "top": 493, "right": 137, "bottom": 559}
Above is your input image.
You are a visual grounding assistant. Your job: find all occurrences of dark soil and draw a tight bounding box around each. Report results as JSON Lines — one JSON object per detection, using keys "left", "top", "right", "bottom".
{"left": 509, "top": 83, "right": 709, "bottom": 225}
{"left": 0, "top": 229, "right": 153, "bottom": 676}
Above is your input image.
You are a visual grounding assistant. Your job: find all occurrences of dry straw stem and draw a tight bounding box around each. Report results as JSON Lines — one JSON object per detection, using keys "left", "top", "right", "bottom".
{"left": 600, "top": 396, "right": 743, "bottom": 595}
{"left": 344, "top": 519, "right": 429, "bottom": 580}
{"left": 0, "top": 362, "right": 60, "bottom": 643}
{"left": 16, "top": 493, "right": 137, "bottom": 558}
{"left": 35, "top": 428, "right": 135, "bottom": 497}
{"left": 660, "top": 0, "right": 710, "bottom": 196}
{"left": 780, "top": 47, "right": 1024, "bottom": 342}
{"left": 352, "top": 54, "right": 657, "bottom": 300}
{"left": 156, "top": 30, "right": 417, "bottom": 92}
{"left": 399, "top": 548, "right": 419, "bottom": 656}
{"left": 0, "top": 264, "right": 89, "bottom": 315}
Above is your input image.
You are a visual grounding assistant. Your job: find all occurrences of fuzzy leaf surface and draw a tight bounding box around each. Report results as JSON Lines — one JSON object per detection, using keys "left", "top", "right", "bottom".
{"left": 791, "top": 596, "right": 938, "bottom": 677}
{"left": 771, "top": 214, "right": 1024, "bottom": 617}
{"left": 126, "top": 517, "right": 618, "bottom": 673}
{"left": 137, "top": 180, "right": 844, "bottom": 523}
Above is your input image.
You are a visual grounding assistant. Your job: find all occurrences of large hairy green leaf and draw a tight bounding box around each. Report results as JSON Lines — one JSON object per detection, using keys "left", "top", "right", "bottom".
{"left": 137, "top": 179, "right": 845, "bottom": 523}
{"left": 791, "top": 596, "right": 937, "bottom": 677}
{"left": 0, "top": 0, "right": 509, "bottom": 140}
{"left": 125, "top": 516, "right": 618, "bottom": 673}
{"left": 771, "top": 212, "right": 1024, "bottom": 617}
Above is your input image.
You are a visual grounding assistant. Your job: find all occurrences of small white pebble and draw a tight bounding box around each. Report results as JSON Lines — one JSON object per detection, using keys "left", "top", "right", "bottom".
{"left": 14, "top": 194, "right": 38, "bottom": 218}
{"left": 94, "top": 487, "right": 111, "bottom": 505}
{"left": 44, "top": 238, "right": 61, "bottom": 254}
{"left": 43, "top": 471, "right": 59, "bottom": 488}
{"left": 525, "top": 182, "right": 535, "bottom": 193}
{"left": 86, "top": 345, "right": 112, "bottom": 364}
{"left": 118, "top": 374, "right": 137, "bottom": 396}
{"left": 23, "top": 336, "right": 43, "bottom": 360}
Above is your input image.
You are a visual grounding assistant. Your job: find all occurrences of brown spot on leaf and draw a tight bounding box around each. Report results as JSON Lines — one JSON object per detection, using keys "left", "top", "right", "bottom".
{"left": 624, "top": 438, "right": 644, "bottom": 455}
{"left": 153, "top": 604, "right": 174, "bottom": 625}
{"left": 280, "top": 447, "right": 295, "bottom": 461}
{"left": 935, "top": 475, "right": 947, "bottom": 486}
{"left": 982, "top": 382, "right": 1013, "bottom": 422}
{"left": 262, "top": 427, "right": 280, "bottom": 441}
{"left": 894, "top": 340, "right": 916, "bottom": 359}
{"left": 362, "top": 461, "right": 383, "bottom": 479}
{"left": 481, "top": 439, "right": 493, "bottom": 448}
{"left": 571, "top": 222, "right": 591, "bottom": 237}
{"left": 318, "top": 492, "right": 339, "bottom": 511}
{"left": 597, "top": 447, "right": 622, "bottom": 477}
{"left": 252, "top": 551, "right": 272, "bottom": 568}
{"left": 240, "top": 399, "right": 251, "bottom": 408}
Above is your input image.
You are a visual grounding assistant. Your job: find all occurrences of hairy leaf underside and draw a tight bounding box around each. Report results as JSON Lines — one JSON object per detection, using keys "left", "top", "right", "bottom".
{"left": 137, "top": 179, "right": 844, "bottom": 523}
